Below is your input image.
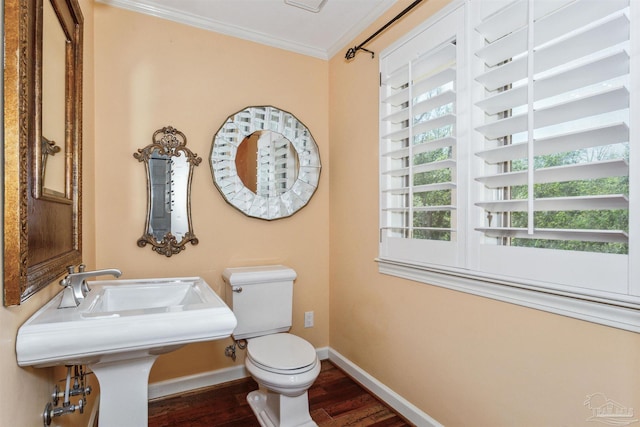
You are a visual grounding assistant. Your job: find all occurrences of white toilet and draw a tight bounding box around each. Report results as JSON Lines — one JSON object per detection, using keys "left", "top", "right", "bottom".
{"left": 223, "top": 265, "right": 320, "bottom": 427}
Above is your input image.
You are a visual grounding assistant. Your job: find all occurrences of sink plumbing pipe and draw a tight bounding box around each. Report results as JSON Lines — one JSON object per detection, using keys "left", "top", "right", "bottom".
{"left": 224, "top": 338, "right": 247, "bottom": 362}
{"left": 43, "top": 365, "right": 92, "bottom": 426}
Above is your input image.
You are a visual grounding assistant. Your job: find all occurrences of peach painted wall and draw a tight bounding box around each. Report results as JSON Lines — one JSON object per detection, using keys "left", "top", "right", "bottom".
{"left": 4, "top": 1, "right": 639, "bottom": 426}
{"left": 92, "top": 5, "right": 329, "bottom": 383}
{"left": 328, "top": 1, "right": 640, "bottom": 426}
{"left": 0, "top": 276, "right": 59, "bottom": 425}
{"left": 0, "top": 0, "right": 98, "bottom": 425}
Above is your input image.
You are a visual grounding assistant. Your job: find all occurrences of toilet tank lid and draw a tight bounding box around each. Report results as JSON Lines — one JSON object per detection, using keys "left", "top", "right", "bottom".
{"left": 222, "top": 265, "right": 297, "bottom": 286}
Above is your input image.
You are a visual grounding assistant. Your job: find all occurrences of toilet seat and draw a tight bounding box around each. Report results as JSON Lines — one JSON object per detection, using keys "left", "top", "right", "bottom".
{"left": 247, "top": 333, "right": 317, "bottom": 375}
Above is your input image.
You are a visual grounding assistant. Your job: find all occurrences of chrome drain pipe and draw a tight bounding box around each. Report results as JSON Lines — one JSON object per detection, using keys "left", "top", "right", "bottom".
{"left": 42, "top": 365, "right": 92, "bottom": 426}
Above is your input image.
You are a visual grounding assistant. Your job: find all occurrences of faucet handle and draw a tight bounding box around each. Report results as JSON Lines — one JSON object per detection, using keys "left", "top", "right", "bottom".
{"left": 58, "top": 278, "right": 80, "bottom": 308}
{"left": 78, "top": 264, "right": 86, "bottom": 272}
{"left": 66, "top": 265, "right": 75, "bottom": 274}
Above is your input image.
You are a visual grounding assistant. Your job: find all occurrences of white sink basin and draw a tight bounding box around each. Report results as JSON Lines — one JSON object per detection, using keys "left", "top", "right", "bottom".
{"left": 17, "top": 277, "right": 236, "bottom": 367}
{"left": 16, "top": 277, "right": 237, "bottom": 427}
{"left": 85, "top": 281, "right": 212, "bottom": 316}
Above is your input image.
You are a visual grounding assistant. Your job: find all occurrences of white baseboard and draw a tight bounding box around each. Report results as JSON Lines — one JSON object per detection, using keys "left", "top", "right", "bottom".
{"left": 148, "top": 364, "right": 247, "bottom": 400}
{"left": 328, "top": 348, "right": 442, "bottom": 427}
{"left": 146, "top": 346, "right": 440, "bottom": 427}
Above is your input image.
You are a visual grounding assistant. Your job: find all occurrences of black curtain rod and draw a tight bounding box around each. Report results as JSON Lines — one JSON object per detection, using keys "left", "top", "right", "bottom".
{"left": 345, "top": 0, "right": 424, "bottom": 61}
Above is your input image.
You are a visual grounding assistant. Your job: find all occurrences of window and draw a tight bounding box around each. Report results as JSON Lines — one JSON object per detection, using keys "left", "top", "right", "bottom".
{"left": 379, "top": 0, "right": 639, "bottom": 332}
{"left": 379, "top": 4, "right": 467, "bottom": 269}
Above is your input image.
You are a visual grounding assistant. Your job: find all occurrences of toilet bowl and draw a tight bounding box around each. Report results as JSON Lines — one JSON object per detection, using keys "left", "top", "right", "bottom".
{"left": 246, "top": 333, "right": 320, "bottom": 395}
{"left": 245, "top": 334, "right": 320, "bottom": 427}
{"left": 223, "top": 265, "right": 320, "bottom": 427}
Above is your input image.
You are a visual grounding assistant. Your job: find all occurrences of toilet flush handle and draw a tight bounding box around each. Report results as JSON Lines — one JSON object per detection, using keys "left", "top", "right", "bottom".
{"left": 232, "top": 286, "right": 243, "bottom": 293}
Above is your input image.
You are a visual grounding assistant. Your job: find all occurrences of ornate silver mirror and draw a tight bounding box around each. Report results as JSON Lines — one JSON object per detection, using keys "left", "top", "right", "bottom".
{"left": 134, "top": 126, "right": 201, "bottom": 256}
{"left": 210, "top": 106, "right": 321, "bottom": 220}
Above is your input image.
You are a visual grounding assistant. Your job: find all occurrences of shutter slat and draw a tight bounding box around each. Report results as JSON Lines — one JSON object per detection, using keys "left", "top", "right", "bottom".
{"left": 534, "top": 50, "right": 629, "bottom": 102}
{"left": 477, "top": 50, "right": 629, "bottom": 116}
{"left": 475, "top": 57, "right": 527, "bottom": 93}
{"left": 412, "top": 136, "right": 455, "bottom": 156}
{"left": 534, "top": 0, "right": 629, "bottom": 48}
{"left": 413, "top": 182, "right": 456, "bottom": 193}
{"left": 475, "top": 12, "right": 630, "bottom": 93}
{"left": 382, "top": 87, "right": 410, "bottom": 108}
{"left": 475, "top": 122, "right": 629, "bottom": 164}
{"left": 475, "top": 0, "right": 527, "bottom": 43}
{"left": 476, "top": 227, "right": 628, "bottom": 243}
{"left": 412, "top": 43, "right": 456, "bottom": 82}
{"left": 475, "top": 25, "right": 527, "bottom": 68}
{"left": 476, "top": 142, "right": 528, "bottom": 165}
{"left": 382, "top": 89, "right": 456, "bottom": 123}
{"left": 413, "top": 159, "right": 455, "bottom": 175}
{"left": 381, "top": 108, "right": 409, "bottom": 124}
{"left": 476, "top": 159, "right": 629, "bottom": 189}
{"left": 382, "top": 114, "right": 456, "bottom": 141}
{"left": 414, "top": 90, "right": 456, "bottom": 118}
{"left": 382, "top": 181, "right": 456, "bottom": 195}
{"left": 413, "top": 67, "right": 456, "bottom": 100}
{"left": 382, "top": 166, "right": 409, "bottom": 177}
{"left": 382, "top": 67, "right": 456, "bottom": 107}
{"left": 382, "top": 146, "right": 410, "bottom": 159}
{"left": 478, "top": 0, "right": 629, "bottom": 69}
{"left": 382, "top": 136, "right": 455, "bottom": 159}
{"left": 476, "top": 194, "right": 629, "bottom": 212}
{"left": 383, "top": 226, "right": 455, "bottom": 232}
{"left": 413, "top": 114, "right": 456, "bottom": 136}
{"left": 382, "top": 187, "right": 412, "bottom": 195}
{"left": 475, "top": 84, "right": 526, "bottom": 117}
{"left": 534, "top": 12, "right": 630, "bottom": 76}
{"left": 383, "top": 43, "right": 456, "bottom": 90}
{"left": 384, "top": 64, "right": 409, "bottom": 90}
{"left": 476, "top": 86, "right": 629, "bottom": 140}
{"left": 383, "top": 205, "right": 456, "bottom": 213}
{"left": 381, "top": 127, "right": 410, "bottom": 142}
{"left": 475, "top": 0, "right": 572, "bottom": 43}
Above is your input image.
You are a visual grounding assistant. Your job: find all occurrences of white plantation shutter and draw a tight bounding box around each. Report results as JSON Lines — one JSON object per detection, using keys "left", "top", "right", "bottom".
{"left": 379, "top": 0, "right": 640, "bottom": 329}
{"left": 470, "top": 0, "right": 632, "bottom": 294}
{"left": 379, "top": 7, "right": 466, "bottom": 268}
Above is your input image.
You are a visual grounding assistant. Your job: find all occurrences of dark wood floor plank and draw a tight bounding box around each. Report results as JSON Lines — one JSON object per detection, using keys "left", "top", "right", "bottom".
{"left": 148, "top": 360, "right": 413, "bottom": 427}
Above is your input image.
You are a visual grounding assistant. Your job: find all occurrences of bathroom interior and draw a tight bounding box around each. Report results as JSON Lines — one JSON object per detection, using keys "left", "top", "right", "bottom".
{"left": 2, "top": 0, "right": 639, "bottom": 426}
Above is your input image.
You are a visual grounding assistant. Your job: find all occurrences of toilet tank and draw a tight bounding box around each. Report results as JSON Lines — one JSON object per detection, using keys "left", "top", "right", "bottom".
{"left": 222, "top": 265, "right": 297, "bottom": 340}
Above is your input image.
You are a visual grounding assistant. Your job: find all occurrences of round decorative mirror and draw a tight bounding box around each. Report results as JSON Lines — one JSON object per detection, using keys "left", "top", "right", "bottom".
{"left": 210, "top": 106, "right": 321, "bottom": 220}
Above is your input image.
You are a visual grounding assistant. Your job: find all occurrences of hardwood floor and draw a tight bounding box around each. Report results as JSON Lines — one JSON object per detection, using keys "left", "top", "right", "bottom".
{"left": 148, "top": 360, "right": 413, "bottom": 426}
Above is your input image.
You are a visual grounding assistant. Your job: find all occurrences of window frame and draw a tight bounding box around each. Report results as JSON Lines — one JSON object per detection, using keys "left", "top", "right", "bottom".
{"left": 377, "top": 0, "right": 640, "bottom": 333}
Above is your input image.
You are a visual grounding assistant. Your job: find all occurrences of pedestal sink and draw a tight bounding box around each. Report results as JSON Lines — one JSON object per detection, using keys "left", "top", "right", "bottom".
{"left": 16, "top": 277, "right": 237, "bottom": 427}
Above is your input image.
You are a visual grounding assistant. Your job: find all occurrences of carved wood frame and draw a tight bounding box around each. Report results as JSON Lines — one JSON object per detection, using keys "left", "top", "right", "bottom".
{"left": 3, "top": 0, "right": 83, "bottom": 305}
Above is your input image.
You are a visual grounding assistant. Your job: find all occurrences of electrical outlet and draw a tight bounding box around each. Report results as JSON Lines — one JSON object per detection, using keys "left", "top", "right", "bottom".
{"left": 304, "top": 311, "right": 314, "bottom": 328}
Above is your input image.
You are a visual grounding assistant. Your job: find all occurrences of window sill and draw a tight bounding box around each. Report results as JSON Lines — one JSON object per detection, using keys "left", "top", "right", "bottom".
{"left": 376, "top": 258, "right": 640, "bottom": 334}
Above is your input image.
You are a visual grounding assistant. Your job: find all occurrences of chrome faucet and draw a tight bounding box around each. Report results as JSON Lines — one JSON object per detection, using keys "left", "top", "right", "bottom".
{"left": 58, "top": 265, "right": 122, "bottom": 308}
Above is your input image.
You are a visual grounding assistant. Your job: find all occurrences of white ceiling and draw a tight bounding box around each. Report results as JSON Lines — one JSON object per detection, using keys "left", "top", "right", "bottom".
{"left": 95, "top": 0, "right": 397, "bottom": 59}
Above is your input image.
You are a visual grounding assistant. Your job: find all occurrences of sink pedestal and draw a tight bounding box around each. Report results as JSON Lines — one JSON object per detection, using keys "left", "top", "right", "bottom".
{"left": 90, "top": 355, "right": 158, "bottom": 427}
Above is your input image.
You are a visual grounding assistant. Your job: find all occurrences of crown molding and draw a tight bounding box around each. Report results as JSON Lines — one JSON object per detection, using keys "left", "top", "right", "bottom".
{"left": 326, "top": 1, "right": 396, "bottom": 60}
{"left": 96, "top": 0, "right": 330, "bottom": 59}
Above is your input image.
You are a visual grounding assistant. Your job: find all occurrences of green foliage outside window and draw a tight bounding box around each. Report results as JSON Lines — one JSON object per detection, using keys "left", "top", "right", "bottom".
{"left": 509, "top": 145, "right": 629, "bottom": 254}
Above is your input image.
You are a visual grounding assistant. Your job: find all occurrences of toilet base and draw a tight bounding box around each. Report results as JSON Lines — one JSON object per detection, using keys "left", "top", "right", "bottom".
{"left": 247, "top": 387, "right": 317, "bottom": 427}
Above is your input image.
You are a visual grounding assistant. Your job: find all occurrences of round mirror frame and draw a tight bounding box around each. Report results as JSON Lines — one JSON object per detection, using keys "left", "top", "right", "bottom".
{"left": 210, "top": 106, "right": 321, "bottom": 220}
